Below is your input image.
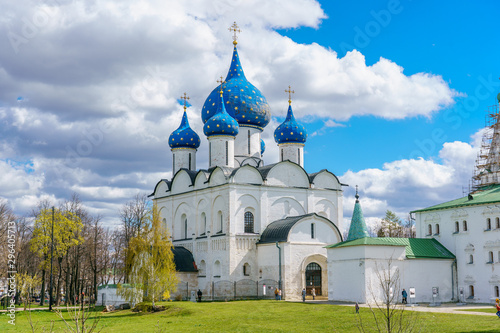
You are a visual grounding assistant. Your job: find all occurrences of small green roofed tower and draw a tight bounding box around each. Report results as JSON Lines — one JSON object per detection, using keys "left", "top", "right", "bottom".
{"left": 346, "top": 186, "right": 370, "bottom": 241}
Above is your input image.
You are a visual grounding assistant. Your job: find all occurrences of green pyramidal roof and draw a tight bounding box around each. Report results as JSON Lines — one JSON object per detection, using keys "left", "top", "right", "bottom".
{"left": 411, "top": 184, "right": 500, "bottom": 213}
{"left": 346, "top": 198, "right": 369, "bottom": 241}
{"left": 326, "top": 237, "right": 455, "bottom": 259}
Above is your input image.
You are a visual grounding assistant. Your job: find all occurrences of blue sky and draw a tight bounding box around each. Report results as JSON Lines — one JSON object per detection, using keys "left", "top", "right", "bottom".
{"left": 280, "top": 0, "right": 499, "bottom": 174}
{"left": 0, "top": 0, "right": 498, "bottom": 230}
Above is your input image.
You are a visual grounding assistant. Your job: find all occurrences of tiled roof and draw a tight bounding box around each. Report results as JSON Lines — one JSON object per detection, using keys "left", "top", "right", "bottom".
{"left": 326, "top": 237, "right": 455, "bottom": 259}
{"left": 411, "top": 184, "right": 500, "bottom": 213}
{"left": 258, "top": 214, "right": 316, "bottom": 244}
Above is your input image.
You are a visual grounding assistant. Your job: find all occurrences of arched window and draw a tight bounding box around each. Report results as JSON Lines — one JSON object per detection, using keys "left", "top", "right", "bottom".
{"left": 496, "top": 217, "right": 500, "bottom": 229}
{"left": 435, "top": 224, "right": 440, "bottom": 235}
{"left": 225, "top": 141, "right": 228, "bottom": 165}
{"left": 243, "top": 263, "right": 250, "bottom": 276}
{"left": 172, "top": 154, "right": 175, "bottom": 171}
{"left": 214, "top": 260, "right": 221, "bottom": 277}
{"left": 495, "top": 286, "right": 499, "bottom": 298}
{"left": 311, "top": 223, "right": 315, "bottom": 239}
{"left": 455, "top": 221, "right": 459, "bottom": 233}
{"left": 184, "top": 217, "right": 188, "bottom": 239}
{"left": 247, "top": 130, "right": 251, "bottom": 154}
{"left": 298, "top": 148, "right": 301, "bottom": 165}
{"left": 469, "top": 285, "right": 475, "bottom": 298}
{"left": 487, "top": 218, "right": 492, "bottom": 230}
{"left": 217, "top": 211, "right": 223, "bottom": 233}
{"left": 209, "top": 142, "right": 212, "bottom": 165}
{"left": 162, "top": 218, "right": 167, "bottom": 230}
{"left": 244, "top": 212, "right": 254, "bottom": 233}
{"left": 488, "top": 251, "right": 494, "bottom": 263}
{"left": 469, "top": 254, "right": 473, "bottom": 264}
{"left": 281, "top": 148, "right": 283, "bottom": 162}
{"left": 189, "top": 153, "right": 192, "bottom": 170}
{"left": 181, "top": 213, "right": 187, "bottom": 239}
{"left": 198, "top": 260, "right": 206, "bottom": 277}
{"left": 427, "top": 224, "right": 432, "bottom": 235}
{"left": 201, "top": 213, "right": 206, "bottom": 235}
{"left": 463, "top": 220, "right": 468, "bottom": 232}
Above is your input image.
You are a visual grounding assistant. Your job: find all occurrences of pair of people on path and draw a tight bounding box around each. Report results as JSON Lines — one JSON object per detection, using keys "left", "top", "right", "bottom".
{"left": 301, "top": 288, "right": 316, "bottom": 301}
{"left": 274, "top": 288, "right": 281, "bottom": 300}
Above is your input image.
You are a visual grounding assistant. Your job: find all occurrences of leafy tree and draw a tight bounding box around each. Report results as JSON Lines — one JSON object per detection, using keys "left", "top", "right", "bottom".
{"left": 377, "top": 210, "right": 403, "bottom": 238}
{"left": 30, "top": 206, "right": 83, "bottom": 305}
{"left": 16, "top": 273, "right": 41, "bottom": 310}
{"left": 118, "top": 203, "right": 177, "bottom": 306}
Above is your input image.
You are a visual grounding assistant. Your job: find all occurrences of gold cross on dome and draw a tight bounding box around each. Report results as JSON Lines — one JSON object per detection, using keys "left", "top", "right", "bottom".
{"left": 180, "top": 92, "right": 190, "bottom": 111}
{"left": 285, "top": 85, "right": 295, "bottom": 105}
{"left": 228, "top": 22, "right": 241, "bottom": 45}
{"left": 217, "top": 76, "right": 226, "bottom": 96}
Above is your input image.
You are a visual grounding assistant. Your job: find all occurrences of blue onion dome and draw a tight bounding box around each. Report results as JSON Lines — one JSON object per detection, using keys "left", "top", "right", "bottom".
{"left": 260, "top": 139, "right": 266, "bottom": 155}
{"left": 274, "top": 103, "right": 307, "bottom": 145}
{"left": 201, "top": 45, "right": 271, "bottom": 130}
{"left": 168, "top": 110, "right": 201, "bottom": 149}
{"left": 203, "top": 89, "right": 239, "bottom": 138}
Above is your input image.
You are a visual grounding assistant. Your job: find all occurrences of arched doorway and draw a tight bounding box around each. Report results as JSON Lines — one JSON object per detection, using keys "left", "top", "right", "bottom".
{"left": 305, "top": 262, "right": 322, "bottom": 295}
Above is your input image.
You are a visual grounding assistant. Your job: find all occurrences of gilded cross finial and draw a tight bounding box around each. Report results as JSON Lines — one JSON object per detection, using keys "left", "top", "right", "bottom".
{"left": 180, "top": 92, "right": 190, "bottom": 111}
{"left": 217, "top": 76, "right": 225, "bottom": 96}
{"left": 229, "top": 21, "right": 241, "bottom": 45}
{"left": 355, "top": 185, "right": 359, "bottom": 201}
{"left": 285, "top": 85, "right": 295, "bottom": 105}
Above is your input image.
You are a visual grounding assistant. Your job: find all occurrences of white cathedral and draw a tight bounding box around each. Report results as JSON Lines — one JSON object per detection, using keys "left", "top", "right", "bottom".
{"left": 151, "top": 24, "right": 500, "bottom": 304}
{"left": 152, "top": 26, "right": 343, "bottom": 300}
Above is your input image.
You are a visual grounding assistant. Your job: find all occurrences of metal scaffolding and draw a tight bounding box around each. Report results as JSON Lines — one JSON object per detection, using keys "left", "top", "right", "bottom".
{"left": 472, "top": 103, "right": 500, "bottom": 191}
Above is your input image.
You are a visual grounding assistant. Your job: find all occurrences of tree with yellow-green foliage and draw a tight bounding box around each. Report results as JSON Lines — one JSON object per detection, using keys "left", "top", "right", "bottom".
{"left": 30, "top": 205, "right": 83, "bottom": 306}
{"left": 16, "top": 273, "right": 42, "bottom": 310}
{"left": 118, "top": 203, "right": 177, "bottom": 307}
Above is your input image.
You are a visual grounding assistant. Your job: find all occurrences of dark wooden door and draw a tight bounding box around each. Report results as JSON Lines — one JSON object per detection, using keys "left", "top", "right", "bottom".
{"left": 305, "top": 262, "right": 321, "bottom": 295}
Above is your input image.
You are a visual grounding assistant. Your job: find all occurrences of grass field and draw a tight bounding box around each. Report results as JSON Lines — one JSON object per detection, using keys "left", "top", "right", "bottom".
{"left": 455, "top": 308, "right": 497, "bottom": 314}
{"left": 1, "top": 300, "right": 500, "bottom": 332}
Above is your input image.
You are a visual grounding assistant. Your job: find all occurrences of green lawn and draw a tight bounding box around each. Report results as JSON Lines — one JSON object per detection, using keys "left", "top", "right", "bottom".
{"left": 1, "top": 301, "right": 500, "bottom": 332}
{"left": 456, "top": 308, "right": 497, "bottom": 314}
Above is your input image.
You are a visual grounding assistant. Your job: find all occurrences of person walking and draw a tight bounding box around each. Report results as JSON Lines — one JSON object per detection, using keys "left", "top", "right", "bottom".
{"left": 197, "top": 289, "right": 202, "bottom": 302}
{"left": 311, "top": 287, "right": 316, "bottom": 300}
{"left": 355, "top": 302, "right": 359, "bottom": 314}
{"left": 301, "top": 288, "right": 306, "bottom": 302}
{"left": 402, "top": 289, "right": 407, "bottom": 304}
{"left": 496, "top": 298, "right": 500, "bottom": 318}
{"left": 274, "top": 287, "right": 279, "bottom": 300}
{"left": 278, "top": 288, "right": 282, "bottom": 301}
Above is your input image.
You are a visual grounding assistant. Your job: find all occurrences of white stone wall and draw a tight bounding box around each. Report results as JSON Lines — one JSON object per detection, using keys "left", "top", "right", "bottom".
{"left": 234, "top": 126, "right": 262, "bottom": 164}
{"left": 171, "top": 148, "right": 196, "bottom": 174}
{"left": 96, "top": 287, "right": 128, "bottom": 306}
{"left": 209, "top": 136, "right": 235, "bottom": 168}
{"left": 154, "top": 161, "right": 343, "bottom": 300}
{"left": 415, "top": 205, "right": 500, "bottom": 303}
{"left": 279, "top": 143, "right": 305, "bottom": 167}
{"left": 328, "top": 245, "right": 454, "bottom": 304}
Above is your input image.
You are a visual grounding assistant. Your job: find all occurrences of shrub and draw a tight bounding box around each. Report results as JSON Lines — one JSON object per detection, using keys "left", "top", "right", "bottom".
{"left": 132, "top": 302, "right": 166, "bottom": 313}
